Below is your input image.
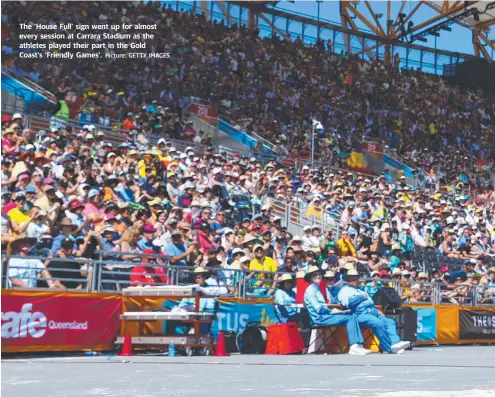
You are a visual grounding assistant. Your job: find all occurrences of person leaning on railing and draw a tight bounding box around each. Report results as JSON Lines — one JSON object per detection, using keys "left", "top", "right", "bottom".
{"left": 129, "top": 249, "right": 168, "bottom": 287}
{"left": 246, "top": 244, "right": 278, "bottom": 296}
{"left": 7, "top": 236, "right": 64, "bottom": 289}
{"left": 47, "top": 237, "right": 86, "bottom": 289}
{"left": 410, "top": 272, "right": 431, "bottom": 303}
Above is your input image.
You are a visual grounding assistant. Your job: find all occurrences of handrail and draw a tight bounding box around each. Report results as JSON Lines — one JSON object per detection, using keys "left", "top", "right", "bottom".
{"left": 3, "top": 252, "right": 493, "bottom": 306}
{"left": 2, "top": 67, "right": 57, "bottom": 104}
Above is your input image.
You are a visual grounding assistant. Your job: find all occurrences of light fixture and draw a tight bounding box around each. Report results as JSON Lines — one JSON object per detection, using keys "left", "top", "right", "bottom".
{"left": 375, "top": 13, "right": 383, "bottom": 19}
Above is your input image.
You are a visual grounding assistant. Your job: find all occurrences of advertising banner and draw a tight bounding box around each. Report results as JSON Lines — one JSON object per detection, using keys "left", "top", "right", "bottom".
{"left": 1, "top": 290, "right": 121, "bottom": 353}
{"left": 361, "top": 142, "right": 383, "bottom": 154}
{"left": 187, "top": 103, "right": 218, "bottom": 126}
{"left": 210, "top": 301, "right": 276, "bottom": 336}
{"left": 414, "top": 307, "right": 437, "bottom": 342}
{"left": 459, "top": 309, "right": 495, "bottom": 340}
{"left": 217, "top": 119, "right": 257, "bottom": 148}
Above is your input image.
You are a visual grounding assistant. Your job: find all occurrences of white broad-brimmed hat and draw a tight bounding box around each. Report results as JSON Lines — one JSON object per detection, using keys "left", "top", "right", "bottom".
{"left": 278, "top": 273, "right": 293, "bottom": 282}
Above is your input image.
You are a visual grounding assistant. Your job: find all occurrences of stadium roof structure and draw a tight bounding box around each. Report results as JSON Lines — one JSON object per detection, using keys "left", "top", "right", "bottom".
{"left": 222, "top": 1, "right": 494, "bottom": 62}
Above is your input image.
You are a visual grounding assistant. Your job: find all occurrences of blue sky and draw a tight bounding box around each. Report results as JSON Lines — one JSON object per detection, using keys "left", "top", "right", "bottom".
{"left": 271, "top": 1, "right": 494, "bottom": 58}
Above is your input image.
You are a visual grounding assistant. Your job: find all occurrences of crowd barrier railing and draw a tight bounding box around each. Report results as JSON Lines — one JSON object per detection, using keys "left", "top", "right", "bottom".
{"left": 262, "top": 197, "right": 341, "bottom": 239}
{"left": 3, "top": 251, "right": 494, "bottom": 307}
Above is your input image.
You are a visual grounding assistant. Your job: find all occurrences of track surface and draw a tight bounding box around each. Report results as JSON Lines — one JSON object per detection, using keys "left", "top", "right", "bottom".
{"left": 2, "top": 346, "right": 495, "bottom": 397}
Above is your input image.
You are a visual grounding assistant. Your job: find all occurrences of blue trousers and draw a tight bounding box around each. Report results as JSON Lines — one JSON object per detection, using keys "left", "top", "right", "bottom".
{"left": 312, "top": 313, "right": 364, "bottom": 346}
{"left": 355, "top": 308, "right": 401, "bottom": 353}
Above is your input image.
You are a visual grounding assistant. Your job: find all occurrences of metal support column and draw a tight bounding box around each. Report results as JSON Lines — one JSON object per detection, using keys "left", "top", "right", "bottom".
{"left": 317, "top": 1, "right": 321, "bottom": 39}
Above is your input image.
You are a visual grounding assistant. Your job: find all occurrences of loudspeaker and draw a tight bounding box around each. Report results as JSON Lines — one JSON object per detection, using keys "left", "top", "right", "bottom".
{"left": 385, "top": 307, "right": 417, "bottom": 347}
{"left": 372, "top": 287, "right": 402, "bottom": 310}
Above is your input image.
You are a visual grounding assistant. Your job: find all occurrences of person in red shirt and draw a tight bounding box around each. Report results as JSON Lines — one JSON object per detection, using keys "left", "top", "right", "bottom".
{"left": 129, "top": 249, "right": 168, "bottom": 287}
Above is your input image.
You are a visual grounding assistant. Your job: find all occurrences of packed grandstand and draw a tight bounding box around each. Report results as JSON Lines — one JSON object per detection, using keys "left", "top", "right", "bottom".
{"left": 1, "top": 1, "right": 495, "bottom": 308}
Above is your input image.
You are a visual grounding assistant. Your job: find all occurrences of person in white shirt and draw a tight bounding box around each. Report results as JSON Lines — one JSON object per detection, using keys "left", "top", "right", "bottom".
{"left": 26, "top": 210, "right": 52, "bottom": 241}
{"left": 7, "top": 237, "right": 63, "bottom": 289}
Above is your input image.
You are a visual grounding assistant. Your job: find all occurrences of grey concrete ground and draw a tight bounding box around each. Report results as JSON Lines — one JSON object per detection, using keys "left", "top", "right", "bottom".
{"left": 2, "top": 346, "right": 495, "bottom": 397}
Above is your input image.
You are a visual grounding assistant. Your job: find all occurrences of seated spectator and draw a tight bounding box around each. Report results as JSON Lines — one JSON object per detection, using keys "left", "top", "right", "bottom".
{"left": 48, "top": 237, "right": 86, "bottom": 289}
{"left": 364, "top": 271, "right": 383, "bottom": 299}
{"left": 137, "top": 224, "right": 160, "bottom": 253}
{"left": 7, "top": 236, "right": 63, "bottom": 289}
{"left": 247, "top": 244, "right": 278, "bottom": 296}
{"left": 129, "top": 249, "right": 168, "bottom": 287}
{"left": 166, "top": 230, "right": 194, "bottom": 268}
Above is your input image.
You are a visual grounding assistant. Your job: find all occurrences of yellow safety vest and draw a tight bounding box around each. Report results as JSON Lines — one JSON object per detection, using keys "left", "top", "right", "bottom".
{"left": 55, "top": 100, "right": 70, "bottom": 119}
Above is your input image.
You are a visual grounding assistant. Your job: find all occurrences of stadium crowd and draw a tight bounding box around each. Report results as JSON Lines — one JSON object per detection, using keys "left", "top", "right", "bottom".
{"left": 1, "top": 2, "right": 495, "bottom": 305}
{"left": 2, "top": 1, "right": 494, "bottom": 184}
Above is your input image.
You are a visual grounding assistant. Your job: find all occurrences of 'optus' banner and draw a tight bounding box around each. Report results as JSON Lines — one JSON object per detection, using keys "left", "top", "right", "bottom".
{"left": 414, "top": 307, "right": 437, "bottom": 342}
{"left": 210, "top": 301, "right": 276, "bottom": 336}
{"left": 1, "top": 290, "right": 121, "bottom": 353}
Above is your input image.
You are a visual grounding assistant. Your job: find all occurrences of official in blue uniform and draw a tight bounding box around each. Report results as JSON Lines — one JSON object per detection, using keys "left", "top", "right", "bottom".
{"left": 274, "top": 273, "right": 300, "bottom": 323}
{"left": 323, "top": 270, "right": 339, "bottom": 304}
{"left": 175, "top": 267, "right": 217, "bottom": 335}
{"left": 178, "top": 267, "right": 217, "bottom": 312}
{"left": 303, "top": 265, "right": 370, "bottom": 355}
{"left": 337, "top": 269, "right": 410, "bottom": 354}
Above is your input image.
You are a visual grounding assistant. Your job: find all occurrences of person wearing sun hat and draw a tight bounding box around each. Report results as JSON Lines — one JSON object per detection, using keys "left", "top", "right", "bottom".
{"left": 303, "top": 265, "right": 369, "bottom": 355}
{"left": 7, "top": 236, "right": 63, "bottom": 289}
{"left": 338, "top": 269, "right": 410, "bottom": 354}
{"left": 410, "top": 272, "right": 431, "bottom": 303}
{"left": 178, "top": 267, "right": 217, "bottom": 312}
{"left": 323, "top": 270, "right": 339, "bottom": 304}
{"left": 274, "top": 273, "right": 300, "bottom": 323}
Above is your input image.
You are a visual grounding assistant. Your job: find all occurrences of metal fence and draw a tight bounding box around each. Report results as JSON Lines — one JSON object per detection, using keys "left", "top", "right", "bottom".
{"left": 262, "top": 197, "right": 341, "bottom": 239}
{"left": 3, "top": 252, "right": 493, "bottom": 306}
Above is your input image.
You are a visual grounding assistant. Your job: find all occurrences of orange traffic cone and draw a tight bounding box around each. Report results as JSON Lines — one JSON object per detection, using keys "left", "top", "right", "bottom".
{"left": 118, "top": 332, "right": 133, "bottom": 356}
{"left": 212, "top": 331, "right": 230, "bottom": 357}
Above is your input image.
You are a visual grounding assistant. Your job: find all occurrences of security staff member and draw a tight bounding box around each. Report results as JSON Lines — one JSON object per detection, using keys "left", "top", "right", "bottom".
{"left": 55, "top": 97, "right": 70, "bottom": 119}
{"left": 304, "top": 265, "right": 370, "bottom": 355}
{"left": 274, "top": 273, "right": 300, "bottom": 323}
{"left": 337, "top": 269, "right": 410, "bottom": 354}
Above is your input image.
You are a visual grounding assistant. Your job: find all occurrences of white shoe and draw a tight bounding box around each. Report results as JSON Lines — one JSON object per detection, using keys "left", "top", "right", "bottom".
{"left": 349, "top": 344, "right": 371, "bottom": 355}
{"left": 391, "top": 341, "right": 410, "bottom": 353}
{"left": 360, "top": 344, "right": 372, "bottom": 354}
{"left": 393, "top": 348, "right": 405, "bottom": 355}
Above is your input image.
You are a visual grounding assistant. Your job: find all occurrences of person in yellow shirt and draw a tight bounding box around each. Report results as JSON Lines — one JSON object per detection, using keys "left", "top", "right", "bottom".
{"left": 337, "top": 231, "right": 357, "bottom": 258}
{"left": 305, "top": 197, "right": 323, "bottom": 219}
{"left": 429, "top": 122, "right": 437, "bottom": 135}
{"left": 248, "top": 244, "right": 278, "bottom": 296}
{"left": 7, "top": 192, "right": 32, "bottom": 236}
